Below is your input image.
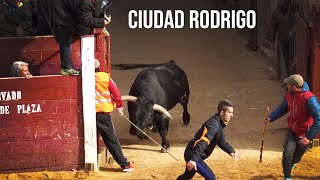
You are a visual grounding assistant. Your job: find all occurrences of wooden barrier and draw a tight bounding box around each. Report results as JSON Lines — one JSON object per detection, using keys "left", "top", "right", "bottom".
{"left": 0, "top": 76, "right": 84, "bottom": 172}
{"left": 0, "top": 29, "right": 111, "bottom": 172}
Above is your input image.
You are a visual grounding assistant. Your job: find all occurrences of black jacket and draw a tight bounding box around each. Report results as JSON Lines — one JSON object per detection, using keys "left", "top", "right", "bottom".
{"left": 0, "top": 0, "right": 32, "bottom": 37}
{"left": 37, "top": 0, "right": 104, "bottom": 42}
{"left": 185, "top": 113, "right": 235, "bottom": 162}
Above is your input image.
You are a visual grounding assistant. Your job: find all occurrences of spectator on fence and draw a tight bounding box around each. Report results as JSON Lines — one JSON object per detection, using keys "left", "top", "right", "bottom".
{"left": 11, "top": 61, "right": 33, "bottom": 79}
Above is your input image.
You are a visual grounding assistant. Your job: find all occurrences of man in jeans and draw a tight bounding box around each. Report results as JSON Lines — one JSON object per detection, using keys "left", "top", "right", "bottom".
{"left": 95, "top": 59, "right": 134, "bottom": 172}
{"left": 37, "top": 0, "right": 109, "bottom": 75}
{"left": 177, "top": 100, "right": 239, "bottom": 180}
{"left": 265, "top": 74, "right": 320, "bottom": 180}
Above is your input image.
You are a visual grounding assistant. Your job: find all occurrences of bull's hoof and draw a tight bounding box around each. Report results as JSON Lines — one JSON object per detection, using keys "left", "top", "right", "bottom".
{"left": 129, "top": 126, "right": 137, "bottom": 136}
{"left": 183, "top": 113, "right": 190, "bottom": 125}
{"left": 160, "top": 143, "right": 170, "bottom": 153}
{"left": 160, "top": 147, "right": 170, "bottom": 153}
{"left": 151, "top": 126, "right": 159, "bottom": 132}
{"left": 137, "top": 133, "right": 148, "bottom": 140}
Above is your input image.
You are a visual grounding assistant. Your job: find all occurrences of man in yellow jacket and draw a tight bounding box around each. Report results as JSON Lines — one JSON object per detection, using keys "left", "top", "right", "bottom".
{"left": 95, "top": 59, "right": 134, "bottom": 172}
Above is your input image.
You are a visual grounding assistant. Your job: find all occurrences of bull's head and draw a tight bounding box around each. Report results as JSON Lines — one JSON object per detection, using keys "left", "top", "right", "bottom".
{"left": 122, "top": 95, "right": 172, "bottom": 139}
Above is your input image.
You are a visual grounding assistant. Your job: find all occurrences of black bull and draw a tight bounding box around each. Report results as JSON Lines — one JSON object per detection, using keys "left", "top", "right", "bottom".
{"left": 121, "top": 60, "right": 190, "bottom": 151}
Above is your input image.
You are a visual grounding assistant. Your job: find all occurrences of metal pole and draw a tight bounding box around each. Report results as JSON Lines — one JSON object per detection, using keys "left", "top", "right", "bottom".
{"left": 121, "top": 114, "right": 179, "bottom": 161}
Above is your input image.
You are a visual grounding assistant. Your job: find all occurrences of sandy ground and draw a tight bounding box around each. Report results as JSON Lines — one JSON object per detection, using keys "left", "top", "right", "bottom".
{"left": 1, "top": 0, "right": 320, "bottom": 179}
{"left": 3, "top": 148, "right": 320, "bottom": 180}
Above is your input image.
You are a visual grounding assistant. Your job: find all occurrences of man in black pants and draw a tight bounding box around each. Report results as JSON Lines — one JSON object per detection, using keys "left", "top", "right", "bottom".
{"left": 37, "top": 0, "right": 109, "bottom": 75}
{"left": 177, "top": 100, "right": 239, "bottom": 180}
{"left": 95, "top": 59, "right": 134, "bottom": 172}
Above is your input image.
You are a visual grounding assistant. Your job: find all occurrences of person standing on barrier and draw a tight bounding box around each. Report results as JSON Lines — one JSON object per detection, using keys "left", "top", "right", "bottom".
{"left": 265, "top": 74, "right": 320, "bottom": 180}
{"left": 37, "top": 0, "right": 110, "bottom": 76}
{"left": 177, "top": 100, "right": 239, "bottom": 180}
{"left": 94, "top": 59, "right": 134, "bottom": 172}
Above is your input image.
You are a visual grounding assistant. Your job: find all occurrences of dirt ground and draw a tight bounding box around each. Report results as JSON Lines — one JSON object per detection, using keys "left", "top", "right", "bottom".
{"left": 1, "top": 0, "right": 320, "bottom": 179}
{"left": 2, "top": 147, "right": 320, "bottom": 180}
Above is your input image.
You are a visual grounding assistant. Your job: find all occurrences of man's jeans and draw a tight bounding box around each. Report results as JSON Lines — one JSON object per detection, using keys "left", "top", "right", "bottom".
{"left": 282, "top": 129, "right": 310, "bottom": 178}
{"left": 37, "top": 14, "right": 73, "bottom": 70}
{"left": 58, "top": 36, "right": 73, "bottom": 69}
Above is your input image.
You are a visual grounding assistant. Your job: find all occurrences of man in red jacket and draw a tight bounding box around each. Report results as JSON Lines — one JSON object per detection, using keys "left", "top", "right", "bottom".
{"left": 94, "top": 59, "right": 134, "bottom": 172}
{"left": 265, "top": 74, "right": 320, "bottom": 180}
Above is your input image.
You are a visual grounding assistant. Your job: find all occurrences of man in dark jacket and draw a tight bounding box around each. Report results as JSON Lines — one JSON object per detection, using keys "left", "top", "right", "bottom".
{"left": 0, "top": 0, "right": 33, "bottom": 37}
{"left": 177, "top": 100, "right": 239, "bottom": 180}
{"left": 268, "top": 0, "right": 292, "bottom": 77}
{"left": 265, "top": 74, "right": 320, "bottom": 180}
{"left": 37, "top": 0, "right": 109, "bottom": 76}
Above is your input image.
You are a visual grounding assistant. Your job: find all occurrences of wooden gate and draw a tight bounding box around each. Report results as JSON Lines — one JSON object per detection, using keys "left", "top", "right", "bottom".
{"left": 294, "top": 14, "right": 311, "bottom": 84}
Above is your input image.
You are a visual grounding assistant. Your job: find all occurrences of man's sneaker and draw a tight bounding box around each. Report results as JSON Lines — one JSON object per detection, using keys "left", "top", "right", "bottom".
{"left": 121, "top": 165, "right": 134, "bottom": 172}
{"left": 284, "top": 178, "right": 291, "bottom": 180}
{"left": 59, "top": 68, "right": 80, "bottom": 76}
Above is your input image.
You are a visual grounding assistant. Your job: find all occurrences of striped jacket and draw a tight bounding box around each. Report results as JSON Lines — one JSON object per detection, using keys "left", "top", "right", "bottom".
{"left": 185, "top": 113, "right": 235, "bottom": 162}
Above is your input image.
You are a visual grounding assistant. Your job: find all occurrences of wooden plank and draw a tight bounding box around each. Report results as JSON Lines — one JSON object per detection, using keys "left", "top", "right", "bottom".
{"left": 310, "top": 22, "right": 320, "bottom": 139}
{"left": 294, "top": 15, "right": 310, "bottom": 83}
{"left": 311, "top": 23, "right": 320, "bottom": 97}
{"left": 0, "top": 99, "right": 81, "bottom": 118}
{"left": 0, "top": 125, "right": 83, "bottom": 143}
{"left": 0, "top": 73, "right": 82, "bottom": 99}
{"left": 0, "top": 76, "right": 81, "bottom": 90}
{"left": 0, "top": 151, "right": 84, "bottom": 171}
{"left": 0, "top": 138, "right": 83, "bottom": 155}
{"left": 0, "top": 165, "right": 83, "bottom": 174}
{"left": 81, "top": 35, "right": 98, "bottom": 171}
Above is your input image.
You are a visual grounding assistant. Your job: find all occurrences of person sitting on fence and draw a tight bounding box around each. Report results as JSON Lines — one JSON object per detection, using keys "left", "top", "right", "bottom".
{"left": 0, "top": 0, "right": 33, "bottom": 37}
{"left": 11, "top": 61, "right": 33, "bottom": 79}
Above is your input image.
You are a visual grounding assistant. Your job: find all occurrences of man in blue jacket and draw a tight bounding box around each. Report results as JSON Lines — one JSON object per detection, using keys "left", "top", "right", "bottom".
{"left": 177, "top": 100, "right": 239, "bottom": 180}
{"left": 265, "top": 74, "right": 320, "bottom": 180}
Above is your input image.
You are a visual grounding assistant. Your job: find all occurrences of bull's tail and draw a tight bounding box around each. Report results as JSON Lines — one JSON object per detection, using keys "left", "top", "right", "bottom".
{"left": 112, "top": 60, "right": 175, "bottom": 70}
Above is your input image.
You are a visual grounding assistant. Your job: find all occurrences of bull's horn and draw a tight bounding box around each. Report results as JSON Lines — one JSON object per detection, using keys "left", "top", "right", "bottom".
{"left": 122, "top": 95, "right": 137, "bottom": 103}
{"left": 153, "top": 104, "right": 173, "bottom": 120}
